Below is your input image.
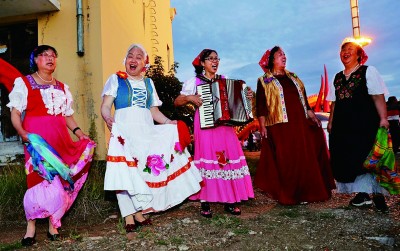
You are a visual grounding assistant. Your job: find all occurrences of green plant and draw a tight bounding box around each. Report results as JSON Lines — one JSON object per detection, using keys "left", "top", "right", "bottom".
{"left": 0, "top": 241, "right": 22, "bottom": 251}
{"left": 0, "top": 163, "right": 26, "bottom": 221}
{"left": 155, "top": 239, "right": 168, "bottom": 246}
{"left": 233, "top": 228, "right": 250, "bottom": 235}
{"left": 69, "top": 228, "right": 84, "bottom": 241}
{"left": 169, "top": 236, "right": 184, "bottom": 245}
{"left": 210, "top": 214, "right": 241, "bottom": 228}
{"left": 278, "top": 208, "right": 301, "bottom": 218}
{"left": 137, "top": 229, "right": 155, "bottom": 239}
{"left": 317, "top": 211, "right": 336, "bottom": 219}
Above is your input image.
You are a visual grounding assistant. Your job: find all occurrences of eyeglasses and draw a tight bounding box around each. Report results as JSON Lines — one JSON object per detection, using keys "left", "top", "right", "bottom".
{"left": 205, "top": 57, "right": 220, "bottom": 62}
{"left": 38, "top": 53, "right": 57, "bottom": 59}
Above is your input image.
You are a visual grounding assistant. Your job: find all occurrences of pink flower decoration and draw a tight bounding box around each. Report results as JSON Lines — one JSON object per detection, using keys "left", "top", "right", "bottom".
{"left": 144, "top": 154, "right": 167, "bottom": 176}
{"left": 174, "top": 142, "right": 183, "bottom": 154}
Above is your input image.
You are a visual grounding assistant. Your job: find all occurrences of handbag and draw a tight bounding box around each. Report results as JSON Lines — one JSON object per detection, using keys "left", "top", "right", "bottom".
{"left": 363, "top": 127, "right": 400, "bottom": 194}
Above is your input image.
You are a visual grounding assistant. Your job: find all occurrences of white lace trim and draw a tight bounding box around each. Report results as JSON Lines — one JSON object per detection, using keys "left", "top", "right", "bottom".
{"left": 199, "top": 165, "right": 251, "bottom": 180}
{"left": 194, "top": 155, "right": 246, "bottom": 165}
{"left": 41, "top": 85, "right": 74, "bottom": 116}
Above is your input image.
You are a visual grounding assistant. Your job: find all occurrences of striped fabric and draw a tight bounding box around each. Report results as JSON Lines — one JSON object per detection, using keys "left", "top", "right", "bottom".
{"left": 363, "top": 128, "right": 400, "bottom": 194}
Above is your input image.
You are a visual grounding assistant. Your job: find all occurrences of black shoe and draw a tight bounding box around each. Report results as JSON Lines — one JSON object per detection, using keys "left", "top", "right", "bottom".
{"left": 47, "top": 231, "right": 61, "bottom": 241}
{"left": 373, "top": 194, "right": 389, "bottom": 213}
{"left": 200, "top": 202, "right": 212, "bottom": 218}
{"left": 224, "top": 203, "right": 241, "bottom": 215}
{"left": 350, "top": 192, "right": 372, "bottom": 207}
{"left": 134, "top": 218, "right": 152, "bottom": 226}
{"left": 21, "top": 235, "right": 36, "bottom": 246}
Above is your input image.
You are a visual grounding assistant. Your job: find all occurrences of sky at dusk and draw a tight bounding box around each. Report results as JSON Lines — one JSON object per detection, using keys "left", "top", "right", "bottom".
{"left": 170, "top": 0, "right": 400, "bottom": 99}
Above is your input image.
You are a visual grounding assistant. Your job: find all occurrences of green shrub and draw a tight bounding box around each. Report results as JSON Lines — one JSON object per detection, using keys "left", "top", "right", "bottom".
{"left": 0, "top": 160, "right": 115, "bottom": 225}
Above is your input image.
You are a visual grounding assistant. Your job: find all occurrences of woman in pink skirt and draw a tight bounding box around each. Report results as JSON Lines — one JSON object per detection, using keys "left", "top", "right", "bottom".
{"left": 7, "top": 45, "right": 95, "bottom": 246}
{"left": 174, "top": 49, "right": 254, "bottom": 217}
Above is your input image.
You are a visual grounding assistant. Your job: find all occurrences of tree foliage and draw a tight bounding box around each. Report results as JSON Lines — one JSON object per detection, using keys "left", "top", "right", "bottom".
{"left": 145, "top": 56, "right": 194, "bottom": 126}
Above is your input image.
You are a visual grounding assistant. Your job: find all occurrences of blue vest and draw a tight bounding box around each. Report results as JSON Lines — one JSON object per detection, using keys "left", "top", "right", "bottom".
{"left": 114, "top": 76, "right": 154, "bottom": 110}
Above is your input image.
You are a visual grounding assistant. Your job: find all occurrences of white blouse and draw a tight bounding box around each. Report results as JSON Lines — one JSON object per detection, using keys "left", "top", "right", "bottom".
{"left": 180, "top": 76, "right": 198, "bottom": 96}
{"left": 326, "top": 66, "right": 389, "bottom": 101}
{"left": 7, "top": 77, "right": 74, "bottom": 116}
{"left": 101, "top": 74, "right": 162, "bottom": 107}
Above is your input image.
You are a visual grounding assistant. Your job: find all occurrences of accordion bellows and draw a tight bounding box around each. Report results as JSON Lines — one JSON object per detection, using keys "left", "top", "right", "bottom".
{"left": 198, "top": 79, "right": 253, "bottom": 129}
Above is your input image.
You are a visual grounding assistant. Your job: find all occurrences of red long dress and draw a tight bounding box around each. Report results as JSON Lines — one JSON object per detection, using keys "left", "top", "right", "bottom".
{"left": 254, "top": 74, "right": 335, "bottom": 205}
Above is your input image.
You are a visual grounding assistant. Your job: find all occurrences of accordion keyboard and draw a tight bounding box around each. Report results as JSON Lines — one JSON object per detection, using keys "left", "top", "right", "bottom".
{"left": 197, "top": 84, "right": 214, "bottom": 128}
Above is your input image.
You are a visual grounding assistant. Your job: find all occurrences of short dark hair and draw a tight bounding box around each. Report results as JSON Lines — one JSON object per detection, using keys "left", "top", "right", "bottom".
{"left": 29, "top": 45, "right": 58, "bottom": 72}
{"left": 194, "top": 49, "right": 218, "bottom": 75}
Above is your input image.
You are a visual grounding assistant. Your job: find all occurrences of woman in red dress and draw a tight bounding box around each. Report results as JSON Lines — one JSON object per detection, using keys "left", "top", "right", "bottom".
{"left": 7, "top": 45, "right": 95, "bottom": 246}
{"left": 254, "top": 46, "right": 335, "bottom": 205}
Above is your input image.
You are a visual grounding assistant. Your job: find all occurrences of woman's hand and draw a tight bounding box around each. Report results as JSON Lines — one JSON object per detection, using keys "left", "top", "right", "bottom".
{"left": 327, "top": 122, "right": 332, "bottom": 134}
{"left": 260, "top": 126, "right": 267, "bottom": 138}
{"left": 380, "top": 118, "right": 389, "bottom": 129}
{"left": 190, "top": 95, "right": 203, "bottom": 107}
{"left": 20, "top": 130, "right": 29, "bottom": 143}
{"left": 104, "top": 116, "right": 115, "bottom": 131}
{"left": 307, "top": 110, "right": 321, "bottom": 127}
{"left": 77, "top": 132, "right": 90, "bottom": 141}
{"left": 101, "top": 95, "right": 115, "bottom": 131}
{"left": 167, "top": 119, "right": 178, "bottom": 125}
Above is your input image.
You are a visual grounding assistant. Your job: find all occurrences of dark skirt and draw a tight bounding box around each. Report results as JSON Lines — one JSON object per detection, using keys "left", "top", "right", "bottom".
{"left": 254, "top": 76, "right": 335, "bottom": 205}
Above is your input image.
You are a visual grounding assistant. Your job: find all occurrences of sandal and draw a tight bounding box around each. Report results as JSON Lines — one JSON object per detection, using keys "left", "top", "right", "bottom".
{"left": 200, "top": 202, "right": 212, "bottom": 218}
{"left": 125, "top": 224, "right": 137, "bottom": 233}
{"left": 134, "top": 218, "right": 152, "bottom": 226}
{"left": 224, "top": 203, "right": 241, "bottom": 215}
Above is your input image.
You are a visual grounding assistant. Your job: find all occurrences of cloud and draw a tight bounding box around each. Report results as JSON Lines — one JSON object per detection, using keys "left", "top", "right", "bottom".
{"left": 171, "top": 0, "right": 400, "bottom": 98}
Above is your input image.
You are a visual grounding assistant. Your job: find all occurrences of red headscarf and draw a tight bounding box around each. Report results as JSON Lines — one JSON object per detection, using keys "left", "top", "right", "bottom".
{"left": 258, "top": 49, "right": 272, "bottom": 73}
{"left": 192, "top": 49, "right": 212, "bottom": 67}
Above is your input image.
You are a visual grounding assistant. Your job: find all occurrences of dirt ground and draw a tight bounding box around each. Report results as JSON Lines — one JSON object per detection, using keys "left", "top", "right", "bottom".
{"left": 1, "top": 151, "right": 400, "bottom": 250}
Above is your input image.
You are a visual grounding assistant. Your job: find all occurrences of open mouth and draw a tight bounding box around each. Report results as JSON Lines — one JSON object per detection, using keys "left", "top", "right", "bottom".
{"left": 129, "top": 64, "right": 137, "bottom": 71}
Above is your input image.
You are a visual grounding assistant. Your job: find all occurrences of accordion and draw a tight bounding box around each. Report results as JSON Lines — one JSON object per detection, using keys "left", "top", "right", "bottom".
{"left": 197, "top": 79, "right": 253, "bottom": 129}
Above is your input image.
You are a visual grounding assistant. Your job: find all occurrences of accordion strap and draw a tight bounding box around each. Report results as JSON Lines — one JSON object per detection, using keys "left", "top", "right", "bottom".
{"left": 196, "top": 74, "right": 222, "bottom": 83}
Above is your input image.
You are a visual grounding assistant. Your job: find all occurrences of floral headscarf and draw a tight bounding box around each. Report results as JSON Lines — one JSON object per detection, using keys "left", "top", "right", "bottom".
{"left": 258, "top": 49, "right": 272, "bottom": 73}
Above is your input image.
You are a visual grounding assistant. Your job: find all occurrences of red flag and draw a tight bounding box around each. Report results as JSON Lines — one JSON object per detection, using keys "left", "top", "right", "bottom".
{"left": 323, "top": 64, "right": 330, "bottom": 112}
{"left": 0, "top": 58, "right": 23, "bottom": 92}
{"left": 314, "top": 75, "right": 324, "bottom": 112}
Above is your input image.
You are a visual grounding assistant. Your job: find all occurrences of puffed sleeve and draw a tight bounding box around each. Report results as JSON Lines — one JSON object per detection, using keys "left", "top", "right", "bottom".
{"left": 180, "top": 76, "right": 197, "bottom": 95}
{"left": 101, "top": 74, "right": 119, "bottom": 97}
{"left": 326, "top": 77, "right": 336, "bottom": 101}
{"left": 6, "top": 77, "right": 28, "bottom": 113}
{"left": 366, "top": 66, "right": 389, "bottom": 95}
{"left": 149, "top": 78, "right": 163, "bottom": 107}
{"left": 63, "top": 84, "right": 74, "bottom": 116}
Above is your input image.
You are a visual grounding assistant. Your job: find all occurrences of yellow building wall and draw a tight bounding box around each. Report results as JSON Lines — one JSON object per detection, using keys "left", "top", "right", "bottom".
{"left": 0, "top": 0, "right": 174, "bottom": 159}
{"left": 143, "top": 0, "right": 176, "bottom": 72}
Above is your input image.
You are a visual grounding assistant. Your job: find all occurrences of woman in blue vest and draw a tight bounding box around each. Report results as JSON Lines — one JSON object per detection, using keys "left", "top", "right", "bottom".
{"left": 100, "top": 44, "right": 202, "bottom": 239}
